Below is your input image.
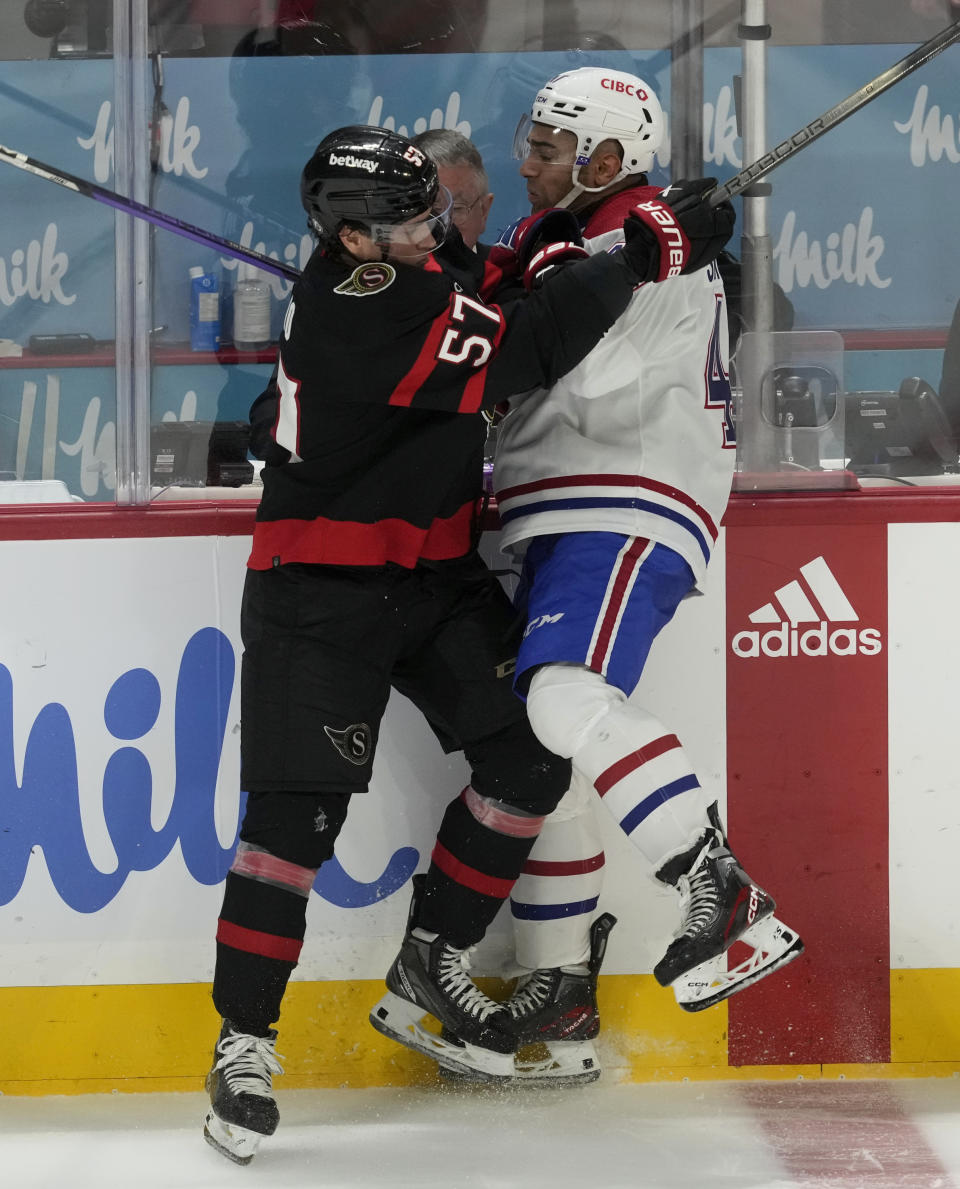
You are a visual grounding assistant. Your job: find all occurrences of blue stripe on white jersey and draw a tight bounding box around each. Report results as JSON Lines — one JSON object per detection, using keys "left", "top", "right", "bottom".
{"left": 498, "top": 494, "right": 712, "bottom": 565}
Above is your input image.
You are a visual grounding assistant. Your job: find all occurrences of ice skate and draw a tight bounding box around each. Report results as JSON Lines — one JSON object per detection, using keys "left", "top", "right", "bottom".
{"left": 653, "top": 801, "right": 803, "bottom": 1012}
{"left": 504, "top": 911, "right": 618, "bottom": 1086}
{"left": 369, "top": 877, "right": 517, "bottom": 1081}
{"left": 203, "top": 1020, "right": 284, "bottom": 1165}
{"left": 439, "top": 913, "right": 617, "bottom": 1088}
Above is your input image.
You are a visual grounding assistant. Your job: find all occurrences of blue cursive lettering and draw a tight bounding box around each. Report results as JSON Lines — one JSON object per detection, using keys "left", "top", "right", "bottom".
{"left": 0, "top": 628, "right": 416, "bottom": 912}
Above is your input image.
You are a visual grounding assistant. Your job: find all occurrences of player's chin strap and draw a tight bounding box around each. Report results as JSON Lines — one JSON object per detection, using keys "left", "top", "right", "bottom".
{"left": 554, "top": 159, "right": 647, "bottom": 210}
{"left": 553, "top": 181, "right": 586, "bottom": 210}
{"left": 554, "top": 169, "right": 648, "bottom": 212}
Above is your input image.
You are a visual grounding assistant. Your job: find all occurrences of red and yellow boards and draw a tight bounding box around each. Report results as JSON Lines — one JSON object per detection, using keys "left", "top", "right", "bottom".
{"left": 2, "top": 492, "right": 960, "bottom": 1092}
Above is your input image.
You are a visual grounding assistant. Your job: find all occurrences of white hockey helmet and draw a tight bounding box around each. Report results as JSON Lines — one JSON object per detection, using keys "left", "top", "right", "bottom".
{"left": 514, "top": 66, "right": 666, "bottom": 206}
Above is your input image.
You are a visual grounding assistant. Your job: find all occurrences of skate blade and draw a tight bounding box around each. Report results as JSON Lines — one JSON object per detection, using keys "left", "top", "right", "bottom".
{"left": 514, "top": 1038, "right": 602, "bottom": 1087}
{"left": 439, "top": 1039, "right": 602, "bottom": 1089}
{"left": 672, "top": 915, "right": 804, "bottom": 1012}
{"left": 203, "top": 1109, "right": 264, "bottom": 1165}
{"left": 369, "top": 991, "right": 515, "bottom": 1081}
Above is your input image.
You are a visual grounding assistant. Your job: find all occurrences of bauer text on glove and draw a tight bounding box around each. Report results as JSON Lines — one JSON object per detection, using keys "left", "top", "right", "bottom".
{"left": 618, "top": 178, "right": 735, "bottom": 284}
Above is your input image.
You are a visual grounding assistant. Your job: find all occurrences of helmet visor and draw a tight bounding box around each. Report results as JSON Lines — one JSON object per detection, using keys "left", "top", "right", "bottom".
{"left": 368, "top": 185, "right": 453, "bottom": 256}
{"left": 512, "top": 115, "right": 587, "bottom": 167}
{"left": 513, "top": 113, "right": 533, "bottom": 161}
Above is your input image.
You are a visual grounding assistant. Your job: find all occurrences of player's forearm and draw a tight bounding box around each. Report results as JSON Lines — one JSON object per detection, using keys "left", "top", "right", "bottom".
{"left": 484, "top": 252, "right": 637, "bottom": 399}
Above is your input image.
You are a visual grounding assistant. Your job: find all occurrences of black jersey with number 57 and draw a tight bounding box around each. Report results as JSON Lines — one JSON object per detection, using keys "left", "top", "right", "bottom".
{"left": 247, "top": 231, "right": 635, "bottom": 571}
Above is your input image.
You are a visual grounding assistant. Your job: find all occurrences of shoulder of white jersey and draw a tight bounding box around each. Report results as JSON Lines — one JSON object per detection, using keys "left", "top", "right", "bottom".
{"left": 583, "top": 226, "right": 626, "bottom": 257}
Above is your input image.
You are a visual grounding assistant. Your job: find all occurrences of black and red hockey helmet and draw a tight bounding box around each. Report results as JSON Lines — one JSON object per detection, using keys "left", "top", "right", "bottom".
{"left": 300, "top": 125, "right": 449, "bottom": 246}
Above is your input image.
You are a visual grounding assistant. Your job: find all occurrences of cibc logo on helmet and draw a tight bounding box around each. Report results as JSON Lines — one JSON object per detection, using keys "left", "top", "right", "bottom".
{"left": 600, "top": 77, "right": 649, "bottom": 100}
{"left": 524, "top": 67, "right": 666, "bottom": 182}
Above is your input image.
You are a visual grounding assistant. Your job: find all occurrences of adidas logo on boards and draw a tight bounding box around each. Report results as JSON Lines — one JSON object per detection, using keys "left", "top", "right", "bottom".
{"left": 731, "top": 555, "right": 882, "bottom": 659}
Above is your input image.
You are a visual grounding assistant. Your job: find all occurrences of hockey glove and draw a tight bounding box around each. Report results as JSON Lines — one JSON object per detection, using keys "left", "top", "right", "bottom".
{"left": 620, "top": 178, "right": 735, "bottom": 284}
{"left": 660, "top": 178, "right": 736, "bottom": 274}
{"left": 487, "top": 208, "right": 585, "bottom": 279}
{"left": 522, "top": 239, "right": 589, "bottom": 290}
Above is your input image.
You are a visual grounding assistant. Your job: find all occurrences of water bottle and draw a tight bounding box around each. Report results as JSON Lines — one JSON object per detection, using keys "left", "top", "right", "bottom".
{"left": 232, "top": 263, "right": 272, "bottom": 351}
{"left": 189, "top": 265, "right": 220, "bottom": 352}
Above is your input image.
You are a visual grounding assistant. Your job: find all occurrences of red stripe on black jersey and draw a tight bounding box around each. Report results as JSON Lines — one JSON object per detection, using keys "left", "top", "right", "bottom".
{"left": 478, "top": 257, "right": 507, "bottom": 302}
{"left": 247, "top": 498, "right": 479, "bottom": 570}
{"left": 383, "top": 252, "right": 478, "bottom": 409}
{"left": 389, "top": 311, "right": 449, "bottom": 407}
{"left": 389, "top": 291, "right": 506, "bottom": 412}
{"left": 457, "top": 309, "right": 506, "bottom": 413}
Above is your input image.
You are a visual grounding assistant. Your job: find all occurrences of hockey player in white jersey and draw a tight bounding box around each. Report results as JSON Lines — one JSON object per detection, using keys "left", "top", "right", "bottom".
{"left": 488, "top": 67, "right": 804, "bottom": 1084}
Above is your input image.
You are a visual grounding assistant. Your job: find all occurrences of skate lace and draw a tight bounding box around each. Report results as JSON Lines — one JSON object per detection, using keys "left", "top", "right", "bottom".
{"left": 436, "top": 944, "right": 503, "bottom": 1022}
{"left": 214, "top": 1030, "right": 285, "bottom": 1098}
{"left": 507, "top": 969, "right": 555, "bottom": 1021}
{"left": 675, "top": 863, "right": 720, "bottom": 940}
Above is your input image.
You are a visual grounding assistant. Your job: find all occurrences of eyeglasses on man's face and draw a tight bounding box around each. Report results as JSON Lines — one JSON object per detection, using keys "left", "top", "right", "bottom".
{"left": 451, "top": 195, "right": 484, "bottom": 221}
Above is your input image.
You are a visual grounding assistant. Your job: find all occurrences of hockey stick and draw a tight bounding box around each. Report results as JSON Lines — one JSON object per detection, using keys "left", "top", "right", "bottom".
{"left": 0, "top": 142, "right": 301, "bottom": 281}
{"left": 709, "top": 19, "right": 960, "bottom": 205}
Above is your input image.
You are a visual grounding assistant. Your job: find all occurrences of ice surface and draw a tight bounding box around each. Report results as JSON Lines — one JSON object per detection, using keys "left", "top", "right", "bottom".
{"left": 1, "top": 1079, "right": 959, "bottom": 1188}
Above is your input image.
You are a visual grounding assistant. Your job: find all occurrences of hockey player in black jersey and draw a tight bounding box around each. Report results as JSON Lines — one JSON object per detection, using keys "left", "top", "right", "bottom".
{"left": 203, "top": 124, "right": 734, "bottom": 1164}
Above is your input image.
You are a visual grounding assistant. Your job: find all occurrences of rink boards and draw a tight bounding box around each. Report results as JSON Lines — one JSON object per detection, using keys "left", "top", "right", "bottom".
{"left": 2, "top": 497, "right": 960, "bottom": 1092}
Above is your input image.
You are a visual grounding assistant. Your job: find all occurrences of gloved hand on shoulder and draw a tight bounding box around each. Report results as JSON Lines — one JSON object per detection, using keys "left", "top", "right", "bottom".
{"left": 619, "top": 178, "right": 735, "bottom": 284}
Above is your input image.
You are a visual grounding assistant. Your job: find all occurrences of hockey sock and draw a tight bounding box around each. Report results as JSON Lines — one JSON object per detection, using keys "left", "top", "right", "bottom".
{"left": 212, "top": 845, "right": 316, "bottom": 1033}
{"left": 510, "top": 773, "right": 604, "bottom": 970}
{"left": 211, "top": 791, "right": 350, "bottom": 1030}
{"left": 419, "top": 785, "right": 545, "bottom": 948}
{"left": 527, "top": 664, "right": 710, "bottom": 868}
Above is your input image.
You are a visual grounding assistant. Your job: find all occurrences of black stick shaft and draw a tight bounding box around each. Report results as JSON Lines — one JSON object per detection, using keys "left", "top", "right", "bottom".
{"left": 0, "top": 141, "right": 301, "bottom": 281}
{"left": 710, "top": 20, "right": 960, "bottom": 205}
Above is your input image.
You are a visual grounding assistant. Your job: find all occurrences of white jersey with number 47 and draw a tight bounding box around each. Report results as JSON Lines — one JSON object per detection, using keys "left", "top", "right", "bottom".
{"left": 492, "top": 185, "right": 736, "bottom": 590}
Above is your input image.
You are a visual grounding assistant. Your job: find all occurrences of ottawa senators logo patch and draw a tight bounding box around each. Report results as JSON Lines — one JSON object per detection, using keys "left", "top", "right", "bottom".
{"left": 334, "top": 263, "right": 396, "bottom": 296}
{"left": 323, "top": 722, "right": 373, "bottom": 766}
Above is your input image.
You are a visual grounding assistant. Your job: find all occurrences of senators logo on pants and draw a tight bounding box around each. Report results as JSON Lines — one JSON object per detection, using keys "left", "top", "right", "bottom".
{"left": 324, "top": 722, "right": 372, "bottom": 766}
